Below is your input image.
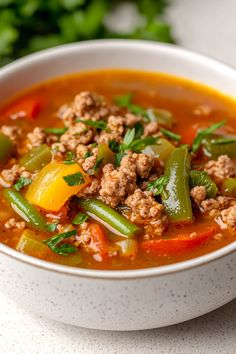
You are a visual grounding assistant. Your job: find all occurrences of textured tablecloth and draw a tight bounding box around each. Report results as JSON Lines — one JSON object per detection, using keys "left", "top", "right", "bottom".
{"left": 1, "top": 1, "right": 236, "bottom": 353}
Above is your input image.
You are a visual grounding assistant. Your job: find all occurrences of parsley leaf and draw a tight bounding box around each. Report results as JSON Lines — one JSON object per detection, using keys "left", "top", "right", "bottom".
{"left": 63, "top": 172, "right": 84, "bottom": 186}
{"left": 147, "top": 175, "right": 168, "bottom": 197}
{"left": 72, "top": 212, "right": 88, "bottom": 225}
{"left": 14, "top": 177, "right": 32, "bottom": 191}
{"left": 109, "top": 140, "right": 119, "bottom": 153}
{"left": 44, "top": 127, "right": 68, "bottom": 135}
{"left": 76, "top": 119, "right": 107, "bottom": 130}
{"left": 43, "top": 230, "right": 77, "bottom": 256}
{"left": 46, "top": 223, "right": 58, "bottom": 233}
{"left": 63, "top": 151, "right": 76, "bottom": 165}
{"left": 191, "top": 120, "right": 226, "bottom": 154}
{"left": 160, "top": 127, "right": 181, "bottom": 142}
{"left": 115, "top": 93, "right": 150, "bottom": 121}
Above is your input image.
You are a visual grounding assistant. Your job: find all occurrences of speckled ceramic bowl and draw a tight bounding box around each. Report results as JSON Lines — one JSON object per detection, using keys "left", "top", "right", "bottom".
{"left": 0, "top": 40, "right": 236, "bottom": 330}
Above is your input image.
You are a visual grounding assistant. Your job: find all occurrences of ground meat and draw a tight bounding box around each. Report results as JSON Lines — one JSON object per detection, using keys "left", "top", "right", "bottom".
{"left": 190, "top": 186, "right": 207, "bottom": 205}
{"left": 0, "top": 164, "right": 27, "bottom": 187}
{"left": 60, "top": 122, "right": 93, "bottom": 150}
{"left": 99, "top": 161, "right": 137, "bottom": 207}
{"left": 144, "top": 121, "right": 159, "bottom": 136}
{"left": 74, "top": 222, "right": 92, "bottom": 247}
{"left": 27, "top": 127, "right": 46, "bottom": 149}
{"left": 125, "top": 189, "right": 168, "bottom": 237}
{"left": 73, "top": 91, "right": 116, "bottom": 121}
{"left": 4, "top": 218, "right": 26, "bottom": 230}
{"left": 77, "top": 177, "right": 100, "bottom": 198}
{"left": 220, "top": 204, "right": 236, "bottom": 230}
{"left": 133, "top": 153, "right": 154, "bottom": 179}
{"left": 204, "top": 155, "right": 236, "bottom": 181}
{"left": 76, "top": 144, "right": 90, "bottom": 161}
{"left": 124, "top": 112, "right": 141, "bottom": 127}
{"left": 0, "top": 125, "right": 21, "bottom": 144}
{"left": 107, "top": 115, "right": 124, "bottom": 135}
{"left": 81, "top": 147, "right": 98, "bottom": 172}
{"left": 200, "top": 196, "right": 236, "bottom": 217}
{"left": 95, "top": 131, "right": 122, "bottom": 145}
{"left": 51, "top": 142, "right": 67, "bottom": 160}
{"left": 57, "top": 104, "right": 76, "bottom": 127}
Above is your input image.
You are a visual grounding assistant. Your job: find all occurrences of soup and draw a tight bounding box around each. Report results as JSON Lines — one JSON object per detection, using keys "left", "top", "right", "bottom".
{"left": 0, "top": 69, "right": 236, "bottom": 270}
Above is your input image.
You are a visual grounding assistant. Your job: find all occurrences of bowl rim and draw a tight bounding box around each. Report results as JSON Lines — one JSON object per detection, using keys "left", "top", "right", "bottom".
{"left": 0, "top": 39, "right": 236, "bottom": 279}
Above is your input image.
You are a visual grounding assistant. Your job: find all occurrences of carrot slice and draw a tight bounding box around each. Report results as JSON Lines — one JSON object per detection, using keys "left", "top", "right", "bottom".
{"left": 88, "top": 223, "right": 110, "bottom": 258}
{"left": 141, "top": 226, "right": 217, "bottom": 255}
{"left": 4, "top": 96, "right": 42, "bottom": 120}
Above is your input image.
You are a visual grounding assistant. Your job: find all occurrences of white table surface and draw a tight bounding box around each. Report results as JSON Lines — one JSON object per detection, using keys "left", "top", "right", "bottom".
{"left": 1, "top": 1, "right": 236, "bottom": 353}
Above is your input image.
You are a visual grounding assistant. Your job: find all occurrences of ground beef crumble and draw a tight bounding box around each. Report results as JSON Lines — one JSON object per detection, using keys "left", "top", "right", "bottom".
{"left": 190, "top": 186, "right": 207, "bottom": 205}
{"left": 204, "top": 155, "right": 236, "bottom": 182}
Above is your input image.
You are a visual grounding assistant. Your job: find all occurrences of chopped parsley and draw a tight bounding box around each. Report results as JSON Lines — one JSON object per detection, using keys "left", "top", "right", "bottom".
{"left": 63, "top": 151, "right": 76, "bottom": 165}
{"left": 147, "top": 175, "right": 168, "bottom": 197}
{"left": 14, "top": 177, "right": 32, "bottom": 191}
{"left": 115, "top": 128, "right": 159, "bottom": 166}
{"left": 46, "top": 223, "right": 58, "bottom": 233}
{"left": 211, "top": 137, "right": 236, "bottom": 145}
{"left": 76, "top": 118, "right": 107, "bottom": 130}
{"left": 72, "top": 212, "right": 88, "bottom": 225}
{"left": 84, "top": 151, "right": 92, "bottom": 158}
{"left": 109, "top": 140, "right": 120, "bottom": 153}
{"left": 63, "top": 172, "right": 84, "bottom": 186}
{"left": 191, "top": 120, "right": 225, "bottom": 154}
{"left": 115, "top": 93, "right": 150, "bottom": 122}
{"left": 43, "top": 230, "right": 77, "bottom": 256}
{"left": 45, "top": 127, "right": 68, "bottom": 135}
{"left": 160, "top": 127, "right": 181, "bottom": 142}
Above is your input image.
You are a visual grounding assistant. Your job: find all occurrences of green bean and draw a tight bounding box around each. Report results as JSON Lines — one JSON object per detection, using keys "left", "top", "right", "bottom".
{"left": 202, "top": 135, "right": 236, "bottom": 159}
{"left": 189, "top": 170, "right": 218, "bottom": 198}
{"left": 4, "top": 188, "right": 47, "bottom": 231}
{"left": 162, "top": 147, "right": 193, "bottom": 222}
{"left": 77, "top": 198, "right": 139, "bottom": 238}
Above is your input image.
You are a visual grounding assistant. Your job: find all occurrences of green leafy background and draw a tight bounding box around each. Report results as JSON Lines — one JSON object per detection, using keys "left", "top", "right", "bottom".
{"left": 0, "top": 0, "right": 174, "bottom": 66}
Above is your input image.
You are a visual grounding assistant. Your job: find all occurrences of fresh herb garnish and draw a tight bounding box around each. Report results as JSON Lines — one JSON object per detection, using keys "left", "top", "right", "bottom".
{"left": 63, "top": 172, "right": 84, "bottom": 186}
{"left": 160, "top": 128, "right": 181, "bottom": 142}
{"left": 72, "top": 212, "right": 88, "bottom": 225}
{"left": 45, "top": 127, "right": 68, "bottom": 135}
{"left": 134, "top": 122, "right": 144, "bottom": 139}
{"left": 14, "top": 177, "right": 32, "bottom": 191}
{"left": 115, "top": 128, "right": 159, "bottom": 166}
{"left": 43, "top": 230, "right": 77, "bottom": 256}
{"left": 76, "top": 119, "right": 107, "bottom": 130}
{"left": 212, "top": 137, "right": 236, "bottom": 145}
{"left": 46, "top": 223, "right": 58, "bottom": 233}
{"left": 63, "top": 151, "right": 76, "bottom": 165}
{"left": 109, "top": 140, "right": 120, "bottom": 153}
{"left": 84, "top": 151, "right": 92, "bottom": 158}
{"left": 191, "top": 120, "right": 226, "bottom": 154}
{"left": 147, "top": 175, "right": 168, "bottom": 197}
{"left": 115, "top": 93, "right": 150, "bottom": 122}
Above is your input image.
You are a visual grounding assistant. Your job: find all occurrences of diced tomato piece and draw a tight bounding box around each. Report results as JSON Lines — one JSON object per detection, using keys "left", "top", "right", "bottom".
{"left": 88, "top": 223, "right": 110, "bottom": 258}
{"left": 141, "top": 226, "right": 217, "bottom": 255}
{"left": 4, "top": 96, "right": 42, "bottom": 120}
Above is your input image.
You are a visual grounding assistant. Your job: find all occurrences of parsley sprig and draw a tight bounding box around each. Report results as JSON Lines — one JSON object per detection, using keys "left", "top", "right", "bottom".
{"left": 191, "top": 120, "right": 225, "bottom": 154}
{"left": 160, "top": 127, "right": 181, "bottom": 142}
{"left": 76, "top": 119, "right": 107, "bottom": 130}
{"left": 43, "top": 230, "right": 77, "bottom": 256}
{"left": 114, "top": 128, "right": 159, "bottom": 166}
{"left": 14, "top": 177, "right": 32, "bottom": 191}
{"left": 147, "top": 176, "right": 168, "bottom": 197}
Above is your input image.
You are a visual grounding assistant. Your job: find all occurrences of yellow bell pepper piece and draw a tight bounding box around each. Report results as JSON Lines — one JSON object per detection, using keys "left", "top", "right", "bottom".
{"left": 26, "top": 162, "right": 90, "bottom": 211}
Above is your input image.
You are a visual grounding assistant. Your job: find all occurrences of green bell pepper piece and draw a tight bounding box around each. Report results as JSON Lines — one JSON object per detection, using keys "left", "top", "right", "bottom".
{"left": 20, "top": 144, "right": 52, "bottom": 172}
{"left": 189, "top": 170, "right": 218, "bottom": 198}
{"left": 77, "top": 198, "right": 139, "bottom": 238}
{"left": 143, "top": 138, "right": 175, "bottom": 162}
{"left": 222, "top": 178, "right": 236, "bottom": 197}
{"left": 202, "top": 135, "right": 236, "bottom": 159}
{"left": 162, "top": 147, "right": 193, "bottom": 222}
{"left": 0, "top": 133, "right": 14, "bottom": 165}
{"left": 4, "top": 189, "right": 47, "bottom": 231}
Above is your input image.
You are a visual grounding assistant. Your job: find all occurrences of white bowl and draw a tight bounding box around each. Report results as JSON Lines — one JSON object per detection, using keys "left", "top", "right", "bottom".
{"left": 0, "top": 40, "right": 235, "bottom": 331}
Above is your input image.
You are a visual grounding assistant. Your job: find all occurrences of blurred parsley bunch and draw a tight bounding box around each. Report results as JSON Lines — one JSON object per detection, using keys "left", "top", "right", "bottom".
{"left": 0, "top": 0, "right": 174, "bottom": 66}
